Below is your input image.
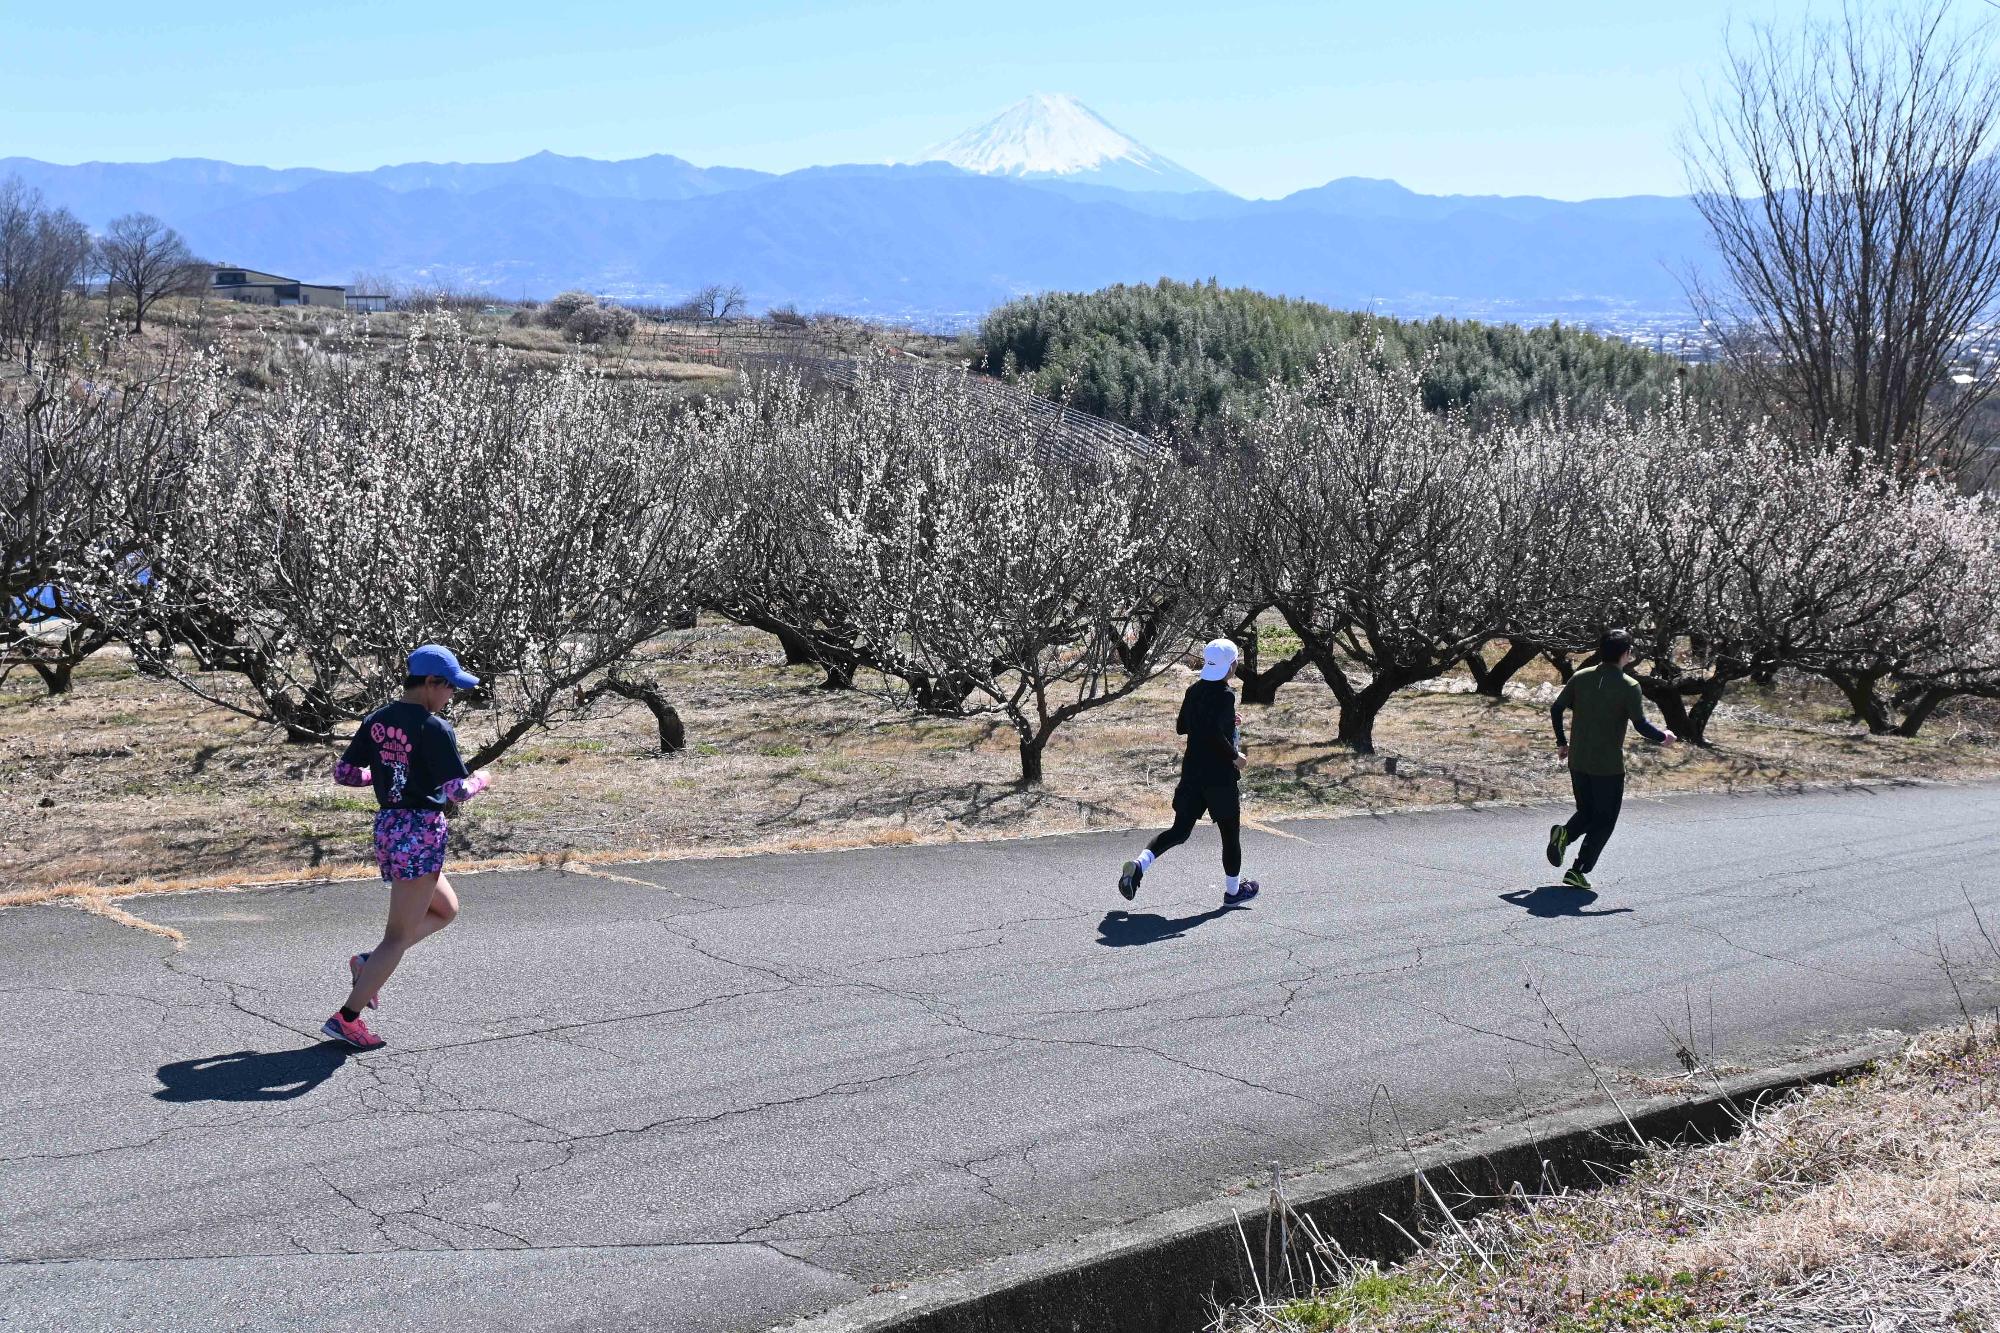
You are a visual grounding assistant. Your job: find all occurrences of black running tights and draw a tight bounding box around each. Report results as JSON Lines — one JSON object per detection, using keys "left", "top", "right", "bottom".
{"left": 1146, "top": 787, "right": 1243, "bottom": 876}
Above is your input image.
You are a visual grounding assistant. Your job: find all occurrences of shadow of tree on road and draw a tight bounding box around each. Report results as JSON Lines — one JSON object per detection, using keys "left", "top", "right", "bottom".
{"left": 1499, "top": 886, "right": 1636, "bottom": 919}
{"left": 1097, "top": 902, "right": 1247, "bottom": 947}
{"left": 155, "top": 1043, "right": 349, "bottom": 1102}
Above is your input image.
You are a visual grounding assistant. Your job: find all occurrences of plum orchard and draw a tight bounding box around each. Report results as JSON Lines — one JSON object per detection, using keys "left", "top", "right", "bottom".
{"left": 71, "top": 319, "right": 727, "bottom": 765}
{"left": 1227, "top": 348, "right": 2000, "bottom": 749}
{"left": 16, "top": 321, "right": 2000, "bottom": 780}
{"left": 705, "top": 366, "right": 1202, "bottom": 781}
{"left": 1, "top": 358, "right": 204, "bottom": 694}
{"left": 1224, "top": 349, "right": 1589, "bottom": 753}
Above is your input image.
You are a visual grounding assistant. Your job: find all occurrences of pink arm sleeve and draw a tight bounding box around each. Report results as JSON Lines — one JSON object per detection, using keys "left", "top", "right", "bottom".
{"left": 442, "top": 770, "right": 490, "bottom": 804}
{"left": 333, "top": 761, "right": 371, "bottom": 787}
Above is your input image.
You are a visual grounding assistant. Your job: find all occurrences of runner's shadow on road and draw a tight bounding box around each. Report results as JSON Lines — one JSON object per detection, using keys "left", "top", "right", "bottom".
{"left": 1098, "top": 902, "right": 1246, "bottom": 947}
{"left": 1499, "top": 886, "right": 1635, "bottom": 919}
{"left": 154, "top": 1043, "right": 349, "bottom": 1102}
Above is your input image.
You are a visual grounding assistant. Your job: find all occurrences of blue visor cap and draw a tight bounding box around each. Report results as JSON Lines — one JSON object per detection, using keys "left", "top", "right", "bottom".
{"left": 407, "top": 644, "right": 480, "bottom": 689}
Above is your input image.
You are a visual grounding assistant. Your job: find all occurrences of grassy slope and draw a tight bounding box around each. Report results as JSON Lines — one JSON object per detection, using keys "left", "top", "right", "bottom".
{"left": 1224, "top": 1025, "right": 2000, "bottom": 1332}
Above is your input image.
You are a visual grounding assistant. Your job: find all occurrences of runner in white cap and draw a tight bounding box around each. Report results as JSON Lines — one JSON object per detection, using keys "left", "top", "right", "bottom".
{"left": 1118, "top": 638, "right": 1259, "bottom": 905}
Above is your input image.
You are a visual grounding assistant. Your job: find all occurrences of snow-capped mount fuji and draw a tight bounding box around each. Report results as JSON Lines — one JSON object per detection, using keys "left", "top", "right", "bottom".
{"left": 918, "top": 93, "right": 1225, "bottom": 195}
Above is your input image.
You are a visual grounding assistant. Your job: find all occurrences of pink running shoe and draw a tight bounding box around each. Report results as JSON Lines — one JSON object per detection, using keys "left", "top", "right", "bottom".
{"left": 322, "top": 1011, "right": 385, "bottom": 1050}
{"left": 348, "top": 953, "right": 378, "bottom": 1009}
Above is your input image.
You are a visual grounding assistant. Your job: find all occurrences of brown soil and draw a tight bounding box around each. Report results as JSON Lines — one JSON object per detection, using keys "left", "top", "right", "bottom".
{"left": 4, "top": 623, "right": 1996, "bottom": 895}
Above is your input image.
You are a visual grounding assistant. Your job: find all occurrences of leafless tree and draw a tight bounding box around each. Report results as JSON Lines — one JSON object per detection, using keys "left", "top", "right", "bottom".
{"left": 390, "top": 282, "right": 496, "bottom": 313}
{"left": 96, "top": 213, "right": 204, "bottom": 333}
{"left": 682, "top": 282, "right": 746, "bottom": 321}
{"left": 86, "top": 318, "right": 733, "bottom": 758}
{"left": 1794, "top": 479, "right": 2000, "bottom": 733}
{"left": 1231, "top": 347, "right": 1521, "bottom": 754}
{"left": 697, "top": 372, "right": 908, "bottom": 692}
{"left": 1683, "top": 1, "right": 2000, "bottom": 479}
{"left": 346, "top": 270, "right": 399, "bottom": 300}
{"left": 0, "top": 177, "right": 92, "bottom": 369}
{"left": 0, "top": 351, "right": 194, "bottom": 693}
{"left": 849, "top": 368, "right": 1199, "bottom": 784}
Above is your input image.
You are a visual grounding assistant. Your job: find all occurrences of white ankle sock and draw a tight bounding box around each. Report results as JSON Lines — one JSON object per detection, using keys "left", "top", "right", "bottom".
{"left": 1137, "top": 850, "right": 1155, "bottom": 870}
{"left": 1226, "top": 874, "right": 1241, "bottom": 894}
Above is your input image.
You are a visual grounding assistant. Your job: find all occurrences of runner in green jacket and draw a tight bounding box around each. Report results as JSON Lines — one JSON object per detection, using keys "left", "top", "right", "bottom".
{"left": 1545, "top": 629, "right": 1677, "bottom": 888}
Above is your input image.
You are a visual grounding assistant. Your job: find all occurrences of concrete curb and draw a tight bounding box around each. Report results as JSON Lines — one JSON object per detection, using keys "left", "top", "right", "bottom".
{"left": 784, "top": 1038, "right": 1905, "bottom": 1333}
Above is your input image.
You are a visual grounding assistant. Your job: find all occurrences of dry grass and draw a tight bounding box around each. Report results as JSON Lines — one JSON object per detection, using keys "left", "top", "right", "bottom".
{"left": 121, "top": 294, "right": 962, "bottom": 388}
{"left": 1225, "top": 1024, "right": 2000, "bottom": 1333}
{"left": 118, "top": 296, "right": 740, "bottom": 389}
{"left": 72, "top": 893, "right": 186, "bottom": 945}
{"left": 3, "top": 621, "right": 1997, "bottom": 898}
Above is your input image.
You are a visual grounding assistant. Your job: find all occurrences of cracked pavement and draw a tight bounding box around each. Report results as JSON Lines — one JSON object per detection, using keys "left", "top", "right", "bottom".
{"left": 3, "top": 782, "right": 1997, "bottom": 1331}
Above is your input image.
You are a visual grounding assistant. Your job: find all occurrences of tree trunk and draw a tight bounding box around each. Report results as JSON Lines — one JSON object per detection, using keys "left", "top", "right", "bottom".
{"left": 585, "top": 676, "right": 686, "bottom": 752}
{"left": 1638, "top": 671, "right": 1735, "bottom": 746}
{"left": 265, "top": 679, "right": 341, "bottom": 745}
{"left": 1681, "top": 678, "right": 1734, "bottom": 745}
{"left": 26, "top": 658, "right": 75, "bottom": 695}
{"left": 22, "top": 625, "right": 117, "bottom": 695}
{"left": 1334, "top": 678, "right": 1403, "bottom": 755}
{"left": 908, "top": 670, "right": 976, "bottom": 716}
{"left": 1111, "top": 609, "right": 1165, "bottom": 673}
{"left": 1239, "top": 649, "right": 1309, "bottom": 706}
{"left": 768, "top": 620, "right": 819, "bottom": 668}
{"left": 1546, "top": 650, "right": 1577, "bottom": 682}
{"left": 1466, "top": 639, "right": 1541, "bottom": 699}
{"left": 469, "top": 712, "right": 544, "bottom": 771}
{"left": 1821, "top": 669, "right": 1896, "bottom": 735}
{"left": 1644, "top": 683, "right": 1694, "bottom": 740}
{"left": 720, "top": 609, "right": 854, "bottom": 686}
{"left": 1017, "top": 735, "right": 1045, "bottom": 785}
{"left": 1291, "top": 629, "right": 1394, "bottom": 754}
{"left": 1892, "top": 687, "right": 1956, "bottom": 738}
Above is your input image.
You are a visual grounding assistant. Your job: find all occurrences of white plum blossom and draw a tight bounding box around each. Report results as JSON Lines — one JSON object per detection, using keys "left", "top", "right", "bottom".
{"left": 86, "top": 315, "right": 731, "bottom": 761}
{"left": 37, "top": 316, "right": 2000, "bottom": 768}
{"left": 719, "top": 364, "right": 1203, "bottom": 783}
{"left": 1231, "top": 346, "right": 1519, "bottom": 753}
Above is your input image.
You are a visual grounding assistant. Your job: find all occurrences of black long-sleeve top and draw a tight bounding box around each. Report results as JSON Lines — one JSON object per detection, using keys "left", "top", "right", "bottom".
{"left": 1176, "top": 678, "right": 1241, "bottom": 786}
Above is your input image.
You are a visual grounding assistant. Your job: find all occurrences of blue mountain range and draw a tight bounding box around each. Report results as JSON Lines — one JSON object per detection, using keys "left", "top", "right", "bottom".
{"left": 1, "top": 100, "right": 1714, "bottom": 327}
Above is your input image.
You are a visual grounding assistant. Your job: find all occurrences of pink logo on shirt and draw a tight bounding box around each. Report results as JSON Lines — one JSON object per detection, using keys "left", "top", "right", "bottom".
{"left": 371, "top": 723, "right": 413, "bottom": 803}
{"left": 374, "top": 725, "right": 412, "bottom": 767}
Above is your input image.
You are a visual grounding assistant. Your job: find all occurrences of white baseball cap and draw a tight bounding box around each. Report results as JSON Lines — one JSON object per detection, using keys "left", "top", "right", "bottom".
{"left": 1199, "top": 638, "right": 1239, "bottom": 681}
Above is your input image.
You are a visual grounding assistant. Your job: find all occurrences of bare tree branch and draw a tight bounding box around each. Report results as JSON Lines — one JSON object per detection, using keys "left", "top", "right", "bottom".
{"left": 1683, "top": 1, "right": 2000, "bottom": 481}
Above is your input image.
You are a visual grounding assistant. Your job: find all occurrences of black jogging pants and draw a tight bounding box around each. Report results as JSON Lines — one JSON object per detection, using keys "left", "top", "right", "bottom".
{"left": 1145, "top": 781, "right": 1243, "bottom": 876}
{"left": 1563, "top": 770, "right": 1624, "bottom": 873}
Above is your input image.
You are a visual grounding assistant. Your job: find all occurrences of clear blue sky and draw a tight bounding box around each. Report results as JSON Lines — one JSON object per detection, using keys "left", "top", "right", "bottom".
{"left": 0, "top": 0, "right": 1877, "bottom": 199}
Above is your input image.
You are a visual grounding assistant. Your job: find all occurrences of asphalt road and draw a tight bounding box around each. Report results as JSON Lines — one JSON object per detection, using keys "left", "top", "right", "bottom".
{"left": 4, "top": 782, "right": 1997, "bottom": 1331}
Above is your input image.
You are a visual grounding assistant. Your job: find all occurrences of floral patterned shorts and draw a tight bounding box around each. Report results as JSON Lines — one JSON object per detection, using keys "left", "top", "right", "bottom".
{"left": 373, "top": 809, "right": 449, "bottom": 883}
